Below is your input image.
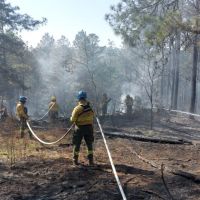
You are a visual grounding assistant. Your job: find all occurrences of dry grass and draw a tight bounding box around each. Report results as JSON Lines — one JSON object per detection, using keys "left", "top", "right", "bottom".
{"left": 0, "top": 116, "right": 200, "bottom": 200}
{"left": 0, "top": 119, "right": 74, "bottom": 166}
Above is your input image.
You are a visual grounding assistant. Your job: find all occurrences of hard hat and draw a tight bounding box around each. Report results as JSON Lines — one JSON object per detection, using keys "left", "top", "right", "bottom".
{"left": 103, "top": 93, "right": 107, "bottom": 97}
{"left": 19, "top": 96, "right": 27, "bottom": 103}
{"left": 51, "top": 96, "right": 56, "bottom": 101}
{"left": 77, "top": 91, "right": 87, "bottom": 100}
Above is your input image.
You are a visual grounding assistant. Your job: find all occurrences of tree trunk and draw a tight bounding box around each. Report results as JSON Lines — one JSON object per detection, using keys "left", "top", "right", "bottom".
{"left": 168, "top": 38, "right": 173, "bottom": 108}
{"left": 173, "top": 31, "right": 180, "bottom": 109}
{"left": 190, "top": 34, "right": 198, "bottom": 113}
{"left": 150, "top": 84, "right": 153, "bottom": 130}
{"left": 101, "top": 131, "right": 191, "bottom": 144}
{"left": 170, "top": 39, "right": 176, "bottom": 109}
{"left": 160, "top": 74, "right": 164, "bottom": 106}
{"left": 160, "top": 45, "right": 165, "bottom": 106}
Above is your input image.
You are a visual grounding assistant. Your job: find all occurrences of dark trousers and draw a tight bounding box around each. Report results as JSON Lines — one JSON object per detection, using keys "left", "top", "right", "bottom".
{"left": 49, "top": 111, "right": 58, "bottom": 123}
{"left": 102, "top": 104, "right": 108, "bottom": 116}
{"left": 126, "top": 106, "right": 133, "bottom": 117}
{"left": 73, "top": 124, "right": 94, "bottom": 159}
{"left": 19, "top": 118, "right": 32, "bottom": 138}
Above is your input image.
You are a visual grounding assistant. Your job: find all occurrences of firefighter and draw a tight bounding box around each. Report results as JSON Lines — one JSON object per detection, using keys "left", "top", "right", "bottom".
{"left": 16, "top": 96, "right": 32, "bottom": 139}
{"left": 0, "top": 103, "right": 8, "bottom": 121}
{"left": 70, "top": 91, "right": 95, "bottom": 166}
{"left": 48, "top": 96, "right": 59, "bottom": 123}
{"left": 125, "top": 94, "right": 133, "bottom": 117}
{"left": 101, "top": 93, "right": 111, "bottom": 116}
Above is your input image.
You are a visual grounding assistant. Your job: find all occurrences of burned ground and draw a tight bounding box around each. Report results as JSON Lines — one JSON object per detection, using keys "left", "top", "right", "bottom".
{"left": 0, "top": 112, "right": 200, "bottom": 200}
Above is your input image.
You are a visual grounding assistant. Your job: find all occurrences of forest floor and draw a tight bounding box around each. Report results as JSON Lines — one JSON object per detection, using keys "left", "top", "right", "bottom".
{"left": 0, "top": 110, "right": 200, "bottom": 200}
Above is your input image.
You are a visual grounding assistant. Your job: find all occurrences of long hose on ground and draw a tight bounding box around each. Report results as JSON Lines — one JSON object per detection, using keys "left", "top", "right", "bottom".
{"left": 96, "top": 117, "right": 127, "bottom": 200}
{"left": 27, "top": 102, "right": 127, "bottom": 200}
{"left": 27, "top": 121, "right": 74, "bottom": 145}
{"left": 162, "top": 107, "right": 200, "bottom": 118}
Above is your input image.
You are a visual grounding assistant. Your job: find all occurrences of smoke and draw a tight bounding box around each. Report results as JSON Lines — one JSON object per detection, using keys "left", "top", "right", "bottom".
{"left": 15, "top": 33, "right": 148, "bottom": 118}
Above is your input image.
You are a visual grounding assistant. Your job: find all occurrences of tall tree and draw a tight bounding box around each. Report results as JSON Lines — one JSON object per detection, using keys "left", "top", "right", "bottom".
{"left": 73, "top": 30, "right": 105, "bottom": 112}
{"left": 0, "top": 0, "right": 46, "bottom": 97}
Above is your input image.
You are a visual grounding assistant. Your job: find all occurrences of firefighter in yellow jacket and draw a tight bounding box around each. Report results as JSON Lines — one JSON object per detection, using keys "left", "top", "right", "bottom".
{"left": 101, "top": 93, "right": 111, "bottom": 116}
{"left": 0, "top": 103, "right": 8, "bottom": 121}
{"left": 125, "top": 94, "right": 133, "bottom": 117}
{"left": 70, "top": 91, "right": 94, "bottom": 165}
{"left": 16, "top": 96, "right": 32, "bottom": 139}
{"left": 48, "top": 96, "right": 59, "bottom": 123}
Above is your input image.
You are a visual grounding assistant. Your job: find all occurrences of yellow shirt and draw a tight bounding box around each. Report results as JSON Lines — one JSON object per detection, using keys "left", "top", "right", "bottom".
{"left": 16, "top": 102, "right": 28, "bottom": 119}
{"left": 71, "top": 100, "right": 94, "bottom": 125}
{"left": 49, "top": 101, "right": 59, "bottom": 112}
{"left": 125, "top": 97, "right": 133, "bottom": 107}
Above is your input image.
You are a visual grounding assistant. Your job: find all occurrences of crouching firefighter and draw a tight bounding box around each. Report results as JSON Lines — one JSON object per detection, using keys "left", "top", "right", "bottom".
{"left": 70, "top": 91, "right": 94, "bottom": 166}
{"left": 16, "top": 96, "right": 32, "bottom": 139}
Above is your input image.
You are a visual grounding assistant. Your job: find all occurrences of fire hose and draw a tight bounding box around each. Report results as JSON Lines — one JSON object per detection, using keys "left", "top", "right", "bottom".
{"left": 37, "top": 102, "right": 55, "bottom": 121}
{"left": 27, "top": 117, "right": 127, "bottom": 200}
{"left": 96, "top": 117, "right": 127, "bottom": 200}
{"left": 162, "top": 107, "right": 200, "bottom": 118}
{"left": 26, "top": 121, "right": 74, "bottom": 145}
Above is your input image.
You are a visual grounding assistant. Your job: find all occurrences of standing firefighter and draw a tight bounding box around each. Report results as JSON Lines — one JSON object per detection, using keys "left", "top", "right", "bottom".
{"left": 70, "top": 91, "right": 94, "bottom": 166}
{"left": 0, "top": 102, "right": 8, "bottom": 121}
{"left": 101, "top": 93, "right": 111, "bottom": 116}
{"left": 16, "top": 96, "right": 32, "bottom": 139}
{"left": 48, "top": 96, "right": 59, "bottom": 123}
{"left": 125, "top": 94, "right": 133, "bottom": 117}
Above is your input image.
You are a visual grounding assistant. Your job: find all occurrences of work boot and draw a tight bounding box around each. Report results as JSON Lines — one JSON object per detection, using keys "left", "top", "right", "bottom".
{"left": 88, "top": 155, "right": 94, "bottom": 166}
{"left": 73, "top": 155, "right": 79, "bottom": 166}
{"left": 29, "top": 131, "right": 33, "bottom": 140}
{"left": 20, "top": 131, "right": 24, "bottom": 138}
{"left": 89, "top": 158, "right": 94, "bottom": 166}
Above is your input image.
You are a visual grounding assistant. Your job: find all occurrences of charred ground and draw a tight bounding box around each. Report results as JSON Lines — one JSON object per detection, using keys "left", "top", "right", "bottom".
{"left": 0, "top": 111, "right": 200, "bottom": 200}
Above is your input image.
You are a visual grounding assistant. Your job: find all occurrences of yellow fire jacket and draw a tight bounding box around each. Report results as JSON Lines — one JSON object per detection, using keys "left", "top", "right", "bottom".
{"left": 70, "top": 100, "right": 94, "bottom": 125}
{"left": 16, "top": 102, "right": 28, "bottom": 119}
{"left": 49, "top": 101, "right": 59, "bottom": 112}
{"left": 102, "top": 96, "right": 111, "bottom": 106}
{"left": 125, "top": 97, "right": 133, "bottom": 107}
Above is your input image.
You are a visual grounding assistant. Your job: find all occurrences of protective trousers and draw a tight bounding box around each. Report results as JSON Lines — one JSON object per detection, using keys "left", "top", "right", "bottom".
{"left": 49, "top": 111, "right": 58, "bottom": 123}
{"left": 102, "top": 104, "right": 108, "bottom": 116}
{"left": 126, "top": 105, "right": 133, "bottom": 117}
{"left": 19, "top": 118, "right": 32, "bottom": 139}
{"left": 73, "top": 124, "right": 94, "bottom": 164}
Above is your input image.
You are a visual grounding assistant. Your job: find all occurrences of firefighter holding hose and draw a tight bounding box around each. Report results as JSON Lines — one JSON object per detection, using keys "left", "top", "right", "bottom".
{"left": 16, "top": 96, "right": 32, "bottom": 139}
{"left": 70, "top": 91, "right": 95, "bottom": 166}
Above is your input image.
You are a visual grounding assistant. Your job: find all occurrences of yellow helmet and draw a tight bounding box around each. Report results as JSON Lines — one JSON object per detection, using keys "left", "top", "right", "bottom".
{"left": 51, "top": 96, "right": 56, "bottom": 101}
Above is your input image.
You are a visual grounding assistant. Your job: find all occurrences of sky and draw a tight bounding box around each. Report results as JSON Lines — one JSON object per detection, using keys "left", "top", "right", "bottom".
{"left": 8, "top": 0, "right": 122, "bottom": 47}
